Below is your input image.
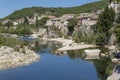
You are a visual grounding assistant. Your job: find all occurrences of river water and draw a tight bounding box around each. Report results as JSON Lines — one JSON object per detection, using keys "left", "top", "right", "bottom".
{"left": 0, "top": 37, "right": 111, "bottom": 80}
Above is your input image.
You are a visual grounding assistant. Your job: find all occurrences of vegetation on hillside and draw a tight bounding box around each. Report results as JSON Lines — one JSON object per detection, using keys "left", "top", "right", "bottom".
{"left": 35, "top": 17, "right": 49, "bottom": 28}
{"left": 95, "top": 6, "right": 115, "bottom": 46}
{"left": 4, "top": 0, "right": 108, "bottom": 20}
{"left": 0, "top": 17, "right": 33, "bottom": 35}
{"left": 67, "top": 18, "right": 77, "bottom": 35}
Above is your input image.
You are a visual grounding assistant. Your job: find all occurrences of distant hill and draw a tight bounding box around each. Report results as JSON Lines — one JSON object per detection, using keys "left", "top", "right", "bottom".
{"left": 5, "top": 0, "right": 108, "bottom": 20}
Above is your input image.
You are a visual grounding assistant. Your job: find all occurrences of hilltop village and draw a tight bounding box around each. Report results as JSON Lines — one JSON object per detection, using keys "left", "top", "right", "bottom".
{"left": 0, "top": 0, "right": 119, "bottom": 45}
{"left": 0, "top": 0, "right": 120, "bottom": 56}
{"left": 1, "top": 9, "right": 101, "bottom": 38}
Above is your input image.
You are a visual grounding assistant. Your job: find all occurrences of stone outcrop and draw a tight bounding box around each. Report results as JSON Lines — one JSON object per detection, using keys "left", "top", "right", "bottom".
{"left": 107, "top": 65, "right": 120, "bottom": 80}
{"left": 84, "top": 49, "right": 101, "bottom": 56}
{"left": 0, "top": 46, "right": 40, "bottom": 70}
{"left": 107, "top": 72, "right": 120, "bottom": 80}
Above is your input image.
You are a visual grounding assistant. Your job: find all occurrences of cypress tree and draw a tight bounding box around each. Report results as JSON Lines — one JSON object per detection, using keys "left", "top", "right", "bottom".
{"left": 24, "top": 17, "right": 29, "bottom": 25}
{"left": 116, "top": 7, "right": 120, "bottom": 23}
{"left": 96, "top": 6, "right": 115, "bottom": 45}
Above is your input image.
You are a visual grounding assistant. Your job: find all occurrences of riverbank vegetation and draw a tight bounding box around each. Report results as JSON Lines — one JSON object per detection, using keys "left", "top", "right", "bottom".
{"left": 71, "top": 3, "right": 120, "bottom": 47}
{"left": 0, "top": 36, "right": 22, "bottom": 47}
{"left": 95, "top": 6, "right": 115, "bottom": 46}
{"left": 93, "top": 57, "right": 115, "bottom": 80}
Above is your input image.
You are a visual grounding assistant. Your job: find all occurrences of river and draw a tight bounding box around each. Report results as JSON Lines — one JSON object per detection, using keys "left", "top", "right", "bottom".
{"left": 0, "top": 37, "right": 112, "bottom": 80}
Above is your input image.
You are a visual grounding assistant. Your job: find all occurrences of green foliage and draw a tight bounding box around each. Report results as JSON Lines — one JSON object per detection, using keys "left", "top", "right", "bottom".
{"left": 50, "top": 26, "right": 63, "bottom": 37}
{"left": 16, "top": 24, "right": 33, "bottom": 35}
{"left": 0, "top": 27, "right": 16, "bottom": 34}
{"left": 85, "top": 33, "right": 96, "bottom": 44}
{"left": 4, "top": 0, "right": 108, "bottom": 19}
{"left": 114, "top": 6, "right": 120, "bottom": 44}
{"left": 72, "top": 30, "right": 81, "bottom": 43}
{"left": 0, "top": 23, "right": 33, "bottom": 35}
{"left": 67, "top": 18, "right": 77, "bottom": 34}
{"left": 67, "top": 49, "right": 85, "bottom": 59}
{"left": 23, "top": 17, "right": 29, "bottom": 25}
{"left": 0, "top": 20, "right": 3, "bottom": 26}
{"left": 116, "top": 17, "right": 120, "bottom": 24}
{"left": 96, "top": 7, "right": 115, "bottom": 46}
{"left": 93, "top": 57, "right": 114, "bottom": 80}
{"left": 116, "top": 11, "right": 120, "bottom": 23}
{"left": 97, "top": 7, "right": 115, "bottom": 33}
{"left": 35, "top": 17, "right": 39, "bottom": 27}
{"left": 99, "top": 47, "right": 109, "bottom": 53}
{"left": 4, "top": 21, "right": 13, "bottom": 29}
{"left": 114, "top": 25, "right": 120, "bottom": 43}
{"left": 0, "top": 36, "right": 22, "bottom": 47}
{"left": 5, "top": 28, "right": 15, "bottom": 34}
{"left": 72, "top": 28, "right": 96, "bottom": 44}
{"left": 36, "top": 17, "right": 49, "bottom": 27}
{"left": 96, "top": 33, "right": 107, "bottom": 45}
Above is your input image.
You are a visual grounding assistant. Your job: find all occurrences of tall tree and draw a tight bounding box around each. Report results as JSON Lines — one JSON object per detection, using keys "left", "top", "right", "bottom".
{"left": 24, "top": 17, "right": 29, "bottom": 25}
{"left": 96, "top": 7, "right": 115, "bottom": 45}
{"left": 35, "top": 17, "right": 39, "bottom": 27}
{"left": 116, "top": 6, "right": 120, "bottom": 23}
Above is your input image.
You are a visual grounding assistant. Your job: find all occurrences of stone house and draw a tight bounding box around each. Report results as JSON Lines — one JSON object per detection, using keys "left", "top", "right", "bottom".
{"left": 46, "top": 17, "right": 68, "bottom": 29}
{"left": 77, "top": 13, "right": 98, "bottom": 27}
{"left": 62, "top": 14, "right": 76, "bottom": 19}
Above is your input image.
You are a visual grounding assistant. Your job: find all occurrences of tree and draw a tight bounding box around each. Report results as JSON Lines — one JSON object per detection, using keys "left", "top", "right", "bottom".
{"left": 0, "top": 21, "right": 3, "bottom": 26}
{"left": 96, "top": 7, "right": 115, "bottom": 45}
{"left": 16, "top": 24, "right": 32, "bottom": 35}
{"left": 4, "top": 21, "right": 13, "bottom": 29}
{"left": 35, "top": 17, "right": 49, "bottom": 27}
{"left": 116, "top": 7, "right": 120, "bottom": 23}
{"left": 114, "top": 4, "right": 120, "bottom": 44}
{"left": 72, "top": 30, "right": 81, "bottom": 43}
{"left": 93, "top": 57, "right": 114, "bottom": 80}
{"left": 67, "top": 18, "right": 77, "bottom": 35}
{"left": 114, "top": 25, "right": 120, "bottom": 43}
{"left": 23, "top": 17, "right": 29, "bottom": 25}
{"left": 35, "top": 17, "right": 39, "bottom": 27}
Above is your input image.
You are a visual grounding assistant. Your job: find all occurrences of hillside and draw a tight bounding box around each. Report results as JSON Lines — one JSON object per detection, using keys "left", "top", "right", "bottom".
{"left": 5, "top": 0, "right": 108, "bottom": 20}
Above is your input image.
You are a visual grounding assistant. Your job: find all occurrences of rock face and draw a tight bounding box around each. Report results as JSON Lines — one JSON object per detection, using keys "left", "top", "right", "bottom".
{"left": 0, "top": 46, "right": 40, "bottom": 70}
{"left": 107, "top": 72, "right": 120, "bottom": 80}
{"left": 107, "top": 65, "right": 120, "bottom": 80}
{"left": 84, "top": 49, "right": 101, "bottom": 59}
{"left": 84, "top": 49, "right": 101, "bottom": 56}
{"left": 108, "top": 33, "right": 116, "bottom": 46}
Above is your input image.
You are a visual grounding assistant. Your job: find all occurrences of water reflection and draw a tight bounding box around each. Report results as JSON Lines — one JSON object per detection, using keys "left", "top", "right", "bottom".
{"left": 67, "top": 50, "right": 86, "bottom": 59}
{"left": 93, "top": 57, "right": 115, "bottom": 80}
{"left": 16, "top": 38, "right": 114, "bottom": 80}
{"left": 34, "top": 41, "right": 114, "bottom": 80}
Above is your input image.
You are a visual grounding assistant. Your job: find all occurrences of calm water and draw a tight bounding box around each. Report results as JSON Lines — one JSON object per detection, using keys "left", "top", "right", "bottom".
{"left": 0, "top": 52, "right": 100, "bottom": 80}
{"left": 0, "top": 38, "right": 104, "bottom": 80}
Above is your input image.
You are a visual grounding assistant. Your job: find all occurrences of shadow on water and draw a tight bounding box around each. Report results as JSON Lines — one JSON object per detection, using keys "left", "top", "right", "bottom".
{"left": 93, "top": 57, "right": 115, "bottom": 80}
{"left": 66, "top": 50, "right": 115, "bottom": 80}
{"left": 34, "top": 42, "right": 115, "bottom": 80}
{"left": 36, "top": 41, "right": 115, "bottom": 80}
{"left": 14, "top": 37, "right": 115, "bottom": 80}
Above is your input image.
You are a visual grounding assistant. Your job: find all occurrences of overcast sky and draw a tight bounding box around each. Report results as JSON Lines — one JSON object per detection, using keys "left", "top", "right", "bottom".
{"left": 0, "top": 0, "right": 100, "bottom": 18}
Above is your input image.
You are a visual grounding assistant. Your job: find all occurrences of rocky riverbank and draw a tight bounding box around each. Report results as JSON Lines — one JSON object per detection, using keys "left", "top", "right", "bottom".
{"left": 0, "top": 46, "right": 40, "bottom": 70}
{"left": 107, "top": 65, "right": 120, "bottom": 80}
{"left": 47, "top": 38, "right": 96, "bottom": 51}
